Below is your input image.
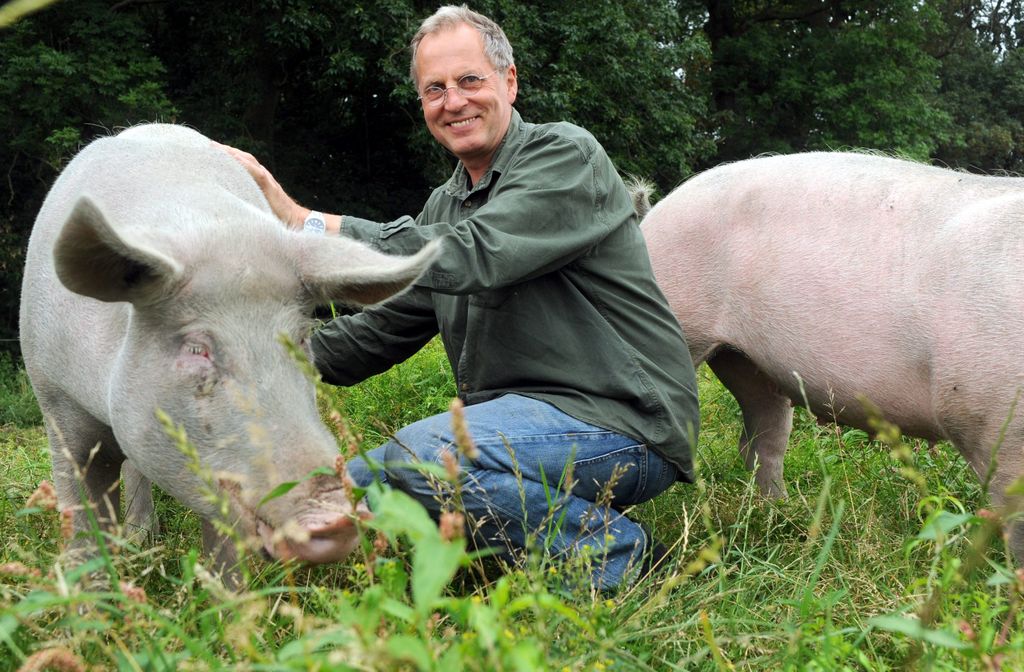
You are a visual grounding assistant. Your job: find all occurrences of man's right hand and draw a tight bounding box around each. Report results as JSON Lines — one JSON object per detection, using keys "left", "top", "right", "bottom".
{"left": 214, "top": 142, "right": 309, "bottom": 229}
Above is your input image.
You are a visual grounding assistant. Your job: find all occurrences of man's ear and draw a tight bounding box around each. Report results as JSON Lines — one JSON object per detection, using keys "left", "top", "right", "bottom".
{"left": 505, "top": 64, "right": 518, "bottom": 104}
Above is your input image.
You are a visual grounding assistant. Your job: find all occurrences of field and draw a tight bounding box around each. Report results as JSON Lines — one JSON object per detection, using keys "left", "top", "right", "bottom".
{"left": 1, "top": 340, "right": 1022, "bottom": 670}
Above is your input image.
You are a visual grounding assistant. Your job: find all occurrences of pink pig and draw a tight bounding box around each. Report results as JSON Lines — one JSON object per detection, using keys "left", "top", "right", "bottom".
{"left": 641, "top": 152, "right": 1024, "bottom": 559}
{"left": 20, "top": 124, "right": 438, "bottom": 586}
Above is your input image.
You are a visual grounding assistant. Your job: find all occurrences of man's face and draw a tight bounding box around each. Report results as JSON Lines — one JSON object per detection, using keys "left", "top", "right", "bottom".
{"left": 415, "top": 23, "right": 517, "bottom": 180}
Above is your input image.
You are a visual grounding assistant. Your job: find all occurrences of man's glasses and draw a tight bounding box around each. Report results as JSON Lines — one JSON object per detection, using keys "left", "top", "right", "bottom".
{"left": 418, "top": 70, "right": 500, "bottom": 107}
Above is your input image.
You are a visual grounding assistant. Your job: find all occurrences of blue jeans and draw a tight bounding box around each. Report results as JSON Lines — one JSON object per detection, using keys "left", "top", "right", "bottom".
{"left": 346, "top": 393, "right": 678, "bottom": 590}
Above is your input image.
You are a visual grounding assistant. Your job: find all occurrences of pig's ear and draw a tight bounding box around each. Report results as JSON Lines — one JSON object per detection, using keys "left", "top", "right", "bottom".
{"left": 54, "top": 195, "right": 184, "bottom": 304}
{"left": 297, "top": 235, "right": 440, "bottom": 307}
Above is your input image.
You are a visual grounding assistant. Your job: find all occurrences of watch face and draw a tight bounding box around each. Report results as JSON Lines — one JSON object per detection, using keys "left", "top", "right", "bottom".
{"left": 303, "top": 215, "right": 326, "bottom": 234}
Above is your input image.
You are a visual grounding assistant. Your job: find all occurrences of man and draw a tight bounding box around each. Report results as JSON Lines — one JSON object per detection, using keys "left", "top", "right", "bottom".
{"left": 225, "top": 4, "right": 699, "bottom": 590}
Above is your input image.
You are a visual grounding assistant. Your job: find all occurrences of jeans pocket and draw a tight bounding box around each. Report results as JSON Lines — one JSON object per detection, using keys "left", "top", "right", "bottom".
{"left": 570, "top": 443, "right": 648, "bottom": 505}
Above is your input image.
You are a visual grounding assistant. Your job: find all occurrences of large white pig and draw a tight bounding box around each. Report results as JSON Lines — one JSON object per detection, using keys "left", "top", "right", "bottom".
{"left": 641, "top": 152, "right": 1024, "bottom": 558}
{"left": 19, "top": 124, "right": 438, "bottom": 585}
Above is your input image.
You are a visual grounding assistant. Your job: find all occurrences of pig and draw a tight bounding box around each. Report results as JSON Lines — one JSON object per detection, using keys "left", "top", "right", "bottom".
{"left": 19, "top": 123, "right": 438, "bottom": 586}
{"left": 640, "top": 151, "right": 1024, "bottom": 559}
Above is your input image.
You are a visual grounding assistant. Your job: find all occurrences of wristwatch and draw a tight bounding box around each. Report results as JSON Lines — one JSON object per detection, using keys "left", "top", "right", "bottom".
{"left": 303, "top": 210, "right": 326, "bottom": 235}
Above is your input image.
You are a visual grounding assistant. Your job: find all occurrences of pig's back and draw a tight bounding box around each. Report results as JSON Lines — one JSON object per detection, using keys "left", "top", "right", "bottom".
{"left": 642, "top": 152, "right": 1024, "bottom": 436}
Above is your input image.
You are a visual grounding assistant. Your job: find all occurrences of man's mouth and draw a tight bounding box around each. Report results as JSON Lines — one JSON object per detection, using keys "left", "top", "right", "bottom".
{"left": 448, "top": 116, "right": 478, "bottom": 128}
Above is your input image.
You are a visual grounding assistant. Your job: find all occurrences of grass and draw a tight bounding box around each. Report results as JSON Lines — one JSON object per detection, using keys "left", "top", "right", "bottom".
{"left": 2, "top": 338, "right": 1022, "bottom": 670}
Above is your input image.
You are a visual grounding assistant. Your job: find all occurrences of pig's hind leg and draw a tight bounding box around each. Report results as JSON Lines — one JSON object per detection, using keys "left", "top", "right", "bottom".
{"left": 707, "top": 348, "right": 793, "bottom": 498}
{"left": 953, "top": 404, "right": 1024, "bottom": 567}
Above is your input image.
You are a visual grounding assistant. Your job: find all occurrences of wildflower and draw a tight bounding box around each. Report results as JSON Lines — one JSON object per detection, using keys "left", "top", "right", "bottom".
{"left": 373, "top": 531, "right": 389, "bottom": 555}
{"left": 329, "top": 410, "right": 360, "bottom": 460}
{"left": 25, "top": 481, "right": 57, "bottom": 511}
{"left": 440, "top": 449, "right": 460, "bottom": 481}
{"left": 334, "top": 455, "right": 356, "bottom": 505}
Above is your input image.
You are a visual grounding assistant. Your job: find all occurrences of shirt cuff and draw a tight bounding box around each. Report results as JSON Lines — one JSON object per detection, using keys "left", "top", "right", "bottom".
{"left": 340, "top": 214, "right": 426, "bottom": 256}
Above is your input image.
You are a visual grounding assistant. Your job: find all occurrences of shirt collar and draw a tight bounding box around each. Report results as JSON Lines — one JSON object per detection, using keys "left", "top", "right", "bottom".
{"left": 444, "top": 108, "right": 525, "bottom": 199}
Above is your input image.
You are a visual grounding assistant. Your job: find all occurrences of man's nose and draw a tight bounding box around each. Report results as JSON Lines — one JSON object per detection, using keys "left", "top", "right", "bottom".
{"left": 443, "top": 86, "right": 468, "bottom": 110}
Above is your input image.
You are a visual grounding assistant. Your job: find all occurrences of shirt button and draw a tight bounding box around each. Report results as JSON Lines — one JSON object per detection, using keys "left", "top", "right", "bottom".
{"left": 460, "top": 383, "right": 469, "bottom": 391}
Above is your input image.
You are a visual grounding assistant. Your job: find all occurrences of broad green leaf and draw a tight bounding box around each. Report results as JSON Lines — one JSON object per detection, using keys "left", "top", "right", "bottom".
{"left": 387, "top": 634, "right": 433, "bottom": 669}
{"left": 412, "top": 536, "right": 465, "bottom": 614}
{"left": 370, "top": 486, "right": 441, "bottom": 542}
{"left": 917, "top": 512, "right": 974, "bottom": 540}
{"left": 257, "top": 466, "right": 336, "bottom": 507}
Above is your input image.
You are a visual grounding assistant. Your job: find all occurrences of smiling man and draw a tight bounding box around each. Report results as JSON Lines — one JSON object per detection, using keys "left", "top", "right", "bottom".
{"left": 225, "top": 4, "right": 699, "bottom": 591}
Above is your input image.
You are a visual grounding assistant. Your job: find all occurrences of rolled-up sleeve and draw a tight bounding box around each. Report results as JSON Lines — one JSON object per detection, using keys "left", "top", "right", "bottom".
{"left": 342, "top": 132, "right": 617, "bottom": 295}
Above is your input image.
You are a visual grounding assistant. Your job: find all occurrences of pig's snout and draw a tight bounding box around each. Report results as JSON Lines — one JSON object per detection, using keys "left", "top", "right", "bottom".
{"left": 257, "top": 502, "right": 371, "bottom": 564}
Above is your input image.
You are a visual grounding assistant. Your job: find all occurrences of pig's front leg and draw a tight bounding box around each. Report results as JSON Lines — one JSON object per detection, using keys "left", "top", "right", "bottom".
{"left": 45, "top": 399, "right": 124, "bottom": 573}
{"left": 122, "top": 460, "right": 159, "bottom": 544}
{"left": 201, "top": 519, "right": 244, "bottom": 591}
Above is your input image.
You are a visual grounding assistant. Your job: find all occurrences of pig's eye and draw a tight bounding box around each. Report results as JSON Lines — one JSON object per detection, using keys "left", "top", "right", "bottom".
{"left": 184, "top": 342, "right": 211, "bottom": 359}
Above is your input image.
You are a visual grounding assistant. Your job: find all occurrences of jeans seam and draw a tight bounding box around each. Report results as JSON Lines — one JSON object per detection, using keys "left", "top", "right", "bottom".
{"left": 571, "top": 443, "right": 644, "bottom": 467}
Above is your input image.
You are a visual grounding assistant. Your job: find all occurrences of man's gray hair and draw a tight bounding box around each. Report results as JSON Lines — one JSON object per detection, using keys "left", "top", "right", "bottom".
{"left": 409, "top": 5, "right": 515, "bottom": 86}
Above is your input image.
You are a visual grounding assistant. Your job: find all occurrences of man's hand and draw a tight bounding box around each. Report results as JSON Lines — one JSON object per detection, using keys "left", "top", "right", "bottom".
{"left": 214, "top": 142, "right": 308, "bottom": 229}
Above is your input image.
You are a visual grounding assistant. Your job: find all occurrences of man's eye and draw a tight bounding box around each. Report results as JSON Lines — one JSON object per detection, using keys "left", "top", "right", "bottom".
{"left": 460, "top": 75, "right": 482, "bottom": 86}
{"left": 420, "top": 86, "right": 445, "bottom": 103}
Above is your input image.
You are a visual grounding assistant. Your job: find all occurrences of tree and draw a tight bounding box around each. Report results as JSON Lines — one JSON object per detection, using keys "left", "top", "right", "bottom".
{"left": 701, "top": 1, "right": 951, "bottom": 163}
{"left": 930, "top": 0, "right": 1024, "bottom": 172}
{"left": 0, "top": 0, "right": 176, "bottom": 353}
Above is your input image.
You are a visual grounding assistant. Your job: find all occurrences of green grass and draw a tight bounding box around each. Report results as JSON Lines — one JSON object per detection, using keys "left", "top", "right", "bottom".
{"left": 0, "top": 353, "right": 42, "bottom": 427}
{"left": 2, "top": 339, "right": 1022, "bottom": 670}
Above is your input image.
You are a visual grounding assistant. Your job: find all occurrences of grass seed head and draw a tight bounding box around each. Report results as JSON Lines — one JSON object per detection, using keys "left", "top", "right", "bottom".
{"left": 449, "top": 398, "right": 478, "bottom": 459}
{"left": 59, "top": 508, "right": 73, "bottom": 541}
{"left": 25, "top": 480, "right": 57, "bottom": 510}
{"left": 17, "top": 647, "right": 86, "bottom": 672}
{"left": 439, "top": 510, "right": 465, "bottom": 541}
{"left": 1, "top": 561, "right": 42, "bottom": 579}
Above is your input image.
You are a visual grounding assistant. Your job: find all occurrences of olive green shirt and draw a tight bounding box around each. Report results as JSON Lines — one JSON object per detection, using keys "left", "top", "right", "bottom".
{"left": 313, "top": 109, "right": 699, "bottom": 481}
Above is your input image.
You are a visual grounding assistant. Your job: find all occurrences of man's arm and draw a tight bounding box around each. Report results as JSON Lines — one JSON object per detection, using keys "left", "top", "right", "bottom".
{"left": 342, "top": 131, "right": 622, "bottom": 295}
{"left": 312, "top": 286, "right": 440, "bottom": 386}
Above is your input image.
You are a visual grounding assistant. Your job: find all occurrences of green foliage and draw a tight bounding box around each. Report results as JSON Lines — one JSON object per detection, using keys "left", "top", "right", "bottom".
{"left": 487, "top": 0, "right": 715, "bottom": 187}
{"left": 4, "top": 1, "right": 1024, "bottom": 348}
{"left": 933, "top": 37, "right": 1024, "bottom": 172}
{"left": 707, "top": 1, "right": 950, "bottom": 162}
{"left": 0, "top": 0, "right": 177, "bottom": 353}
